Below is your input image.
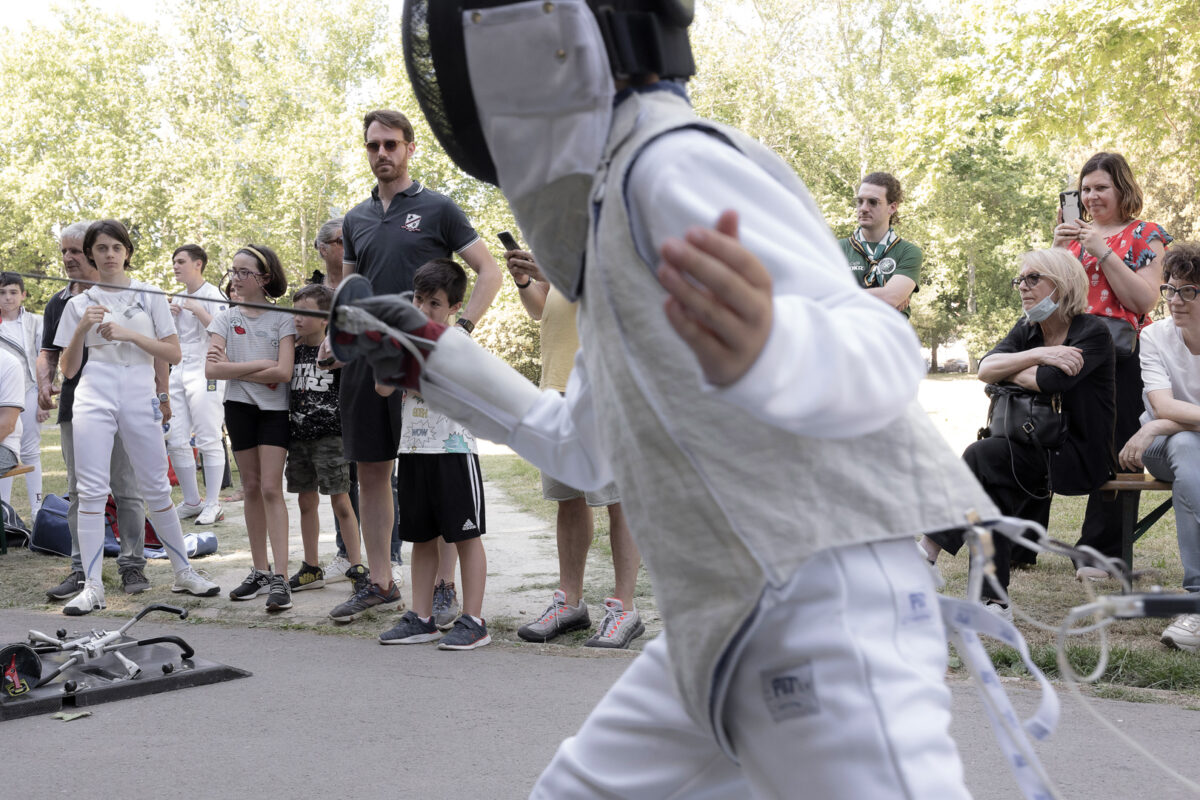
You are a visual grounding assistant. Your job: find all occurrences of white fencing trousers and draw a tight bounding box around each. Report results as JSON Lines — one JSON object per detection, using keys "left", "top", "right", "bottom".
{"left": 531, "top": 537, "right": 970, "bottom": 800}
{"left": 71, "top": 361, "right": 193, "bottom": 581}
{"left": 0, "top": 383, "right": 42, "bottom": 514}
{"left": 166, "top": 358, "right": 225, "bottom": 472}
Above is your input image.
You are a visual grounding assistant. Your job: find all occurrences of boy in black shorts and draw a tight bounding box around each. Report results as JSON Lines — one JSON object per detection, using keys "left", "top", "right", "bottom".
{"left": 376, "top": 259, "right": 489, "bottom": 650}
{"left": 284, "top": 284, "right": 367, "bottom": 598}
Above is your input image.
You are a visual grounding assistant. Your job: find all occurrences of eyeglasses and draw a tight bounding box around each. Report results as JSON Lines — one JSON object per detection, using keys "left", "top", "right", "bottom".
{"left": 1011, "top": 273, "right": 1045, "bottom": 289}
{"left": 1161, "top": 284, "right": 1200, "bottom": 302}
{"left": 224, "top": 268, "right": 264, "bottom": 281}
{"left": 365, "top": 139, "right": 406, "bottom": 154}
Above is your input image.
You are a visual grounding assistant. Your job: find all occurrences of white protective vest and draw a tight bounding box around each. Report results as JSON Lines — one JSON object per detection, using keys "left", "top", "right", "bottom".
{"left": 579, "top": 87, "right": 999, "bottom": 733}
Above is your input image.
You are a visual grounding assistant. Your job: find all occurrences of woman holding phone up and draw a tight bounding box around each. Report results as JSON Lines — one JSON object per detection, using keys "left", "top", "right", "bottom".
{"left": 1053, "top": 152, "right": 1172, "bottom": 578}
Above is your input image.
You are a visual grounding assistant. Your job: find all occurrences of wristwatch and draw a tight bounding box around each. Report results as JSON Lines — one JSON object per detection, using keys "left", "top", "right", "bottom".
{"left": 455, "top": 318, "right": 475, "bottom": 335}
{"left": 157, "top": 393, "right": 170, "bottom": 404}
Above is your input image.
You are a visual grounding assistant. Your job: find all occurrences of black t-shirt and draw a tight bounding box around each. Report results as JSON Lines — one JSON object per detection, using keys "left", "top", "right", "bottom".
{"left": 342, "top": 181, "right": 479, "bottom": 295}
{"left": 41, "top": 287, "right": 84, "bottom": 424}
{"left": 290, "top": 343, "right": 341, "bottom": 441}
{"left": 987, "top": 314, "right": 1117, "bottom": 493}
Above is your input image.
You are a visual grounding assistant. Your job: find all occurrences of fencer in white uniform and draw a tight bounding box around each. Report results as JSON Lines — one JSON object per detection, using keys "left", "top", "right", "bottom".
{"left": 55, "top": 220, "right": 219, "bottom": 615}
{"left": 166, "top": 244, "right": 227, "bottom": 525}
{"left": 0, "top": 275, "right": 44, "bottom": 516}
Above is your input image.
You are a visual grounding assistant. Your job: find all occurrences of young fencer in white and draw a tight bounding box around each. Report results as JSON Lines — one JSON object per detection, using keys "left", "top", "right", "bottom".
{"left": 166, "top": 244, "right": 227, "bottom": 525}
{"left": 0, "top": 273, "right": 44, "bottom": 516}
{"left": 55, "top": 219, "right": 219, "bottom": 615}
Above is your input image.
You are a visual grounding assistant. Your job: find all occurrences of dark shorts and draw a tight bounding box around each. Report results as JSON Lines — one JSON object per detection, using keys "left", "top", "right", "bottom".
{"left": 286, "top": 436, "right": 352, "bottom": 495}
{"left": 339, "top": 360, "right": 404, "bottom": 462}
{"left": 225, "top": 401, "right": 290, "bottom": 451}
{"left": 0, "top": 445, "right": 17, "bottom": 475}
{"left": 395, "top": 452, "right": 485, "bottom": 544}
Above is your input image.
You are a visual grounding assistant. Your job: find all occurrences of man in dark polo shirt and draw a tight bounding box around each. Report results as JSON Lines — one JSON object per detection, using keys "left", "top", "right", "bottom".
{"left": 328, "top": 108, "right": 501, "bottom": 621}
{"left": 36, "top": 221, "right": 150, "bottom": 601}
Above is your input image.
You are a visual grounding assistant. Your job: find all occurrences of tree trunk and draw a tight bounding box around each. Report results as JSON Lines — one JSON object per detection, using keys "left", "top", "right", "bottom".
{"left": 930, "top": 342, "right": 939, "bottom": 373}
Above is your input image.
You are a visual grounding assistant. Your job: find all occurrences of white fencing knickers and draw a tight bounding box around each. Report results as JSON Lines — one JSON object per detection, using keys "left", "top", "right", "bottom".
{"left": 531, "top": 537, "right": 970, "bottom": 800}
{"left": 166, "top": 353, "right": 225, "bottom": 505}
{"left": 0, "top": 382, "right": 42, "bottom": 515}
{"left": 71, "top": 361, "right": 196, "bottom": 582}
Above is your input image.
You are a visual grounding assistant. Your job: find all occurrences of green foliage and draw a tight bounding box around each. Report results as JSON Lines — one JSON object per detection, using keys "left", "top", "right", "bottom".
{"left": 1, "top": 0, "right": 1196, "bottom": 367}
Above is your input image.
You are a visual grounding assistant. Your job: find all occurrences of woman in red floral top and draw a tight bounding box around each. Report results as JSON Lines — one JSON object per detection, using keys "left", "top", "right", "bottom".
{"left": 1052, "top": 152, "right": 1172, "bottom": 577}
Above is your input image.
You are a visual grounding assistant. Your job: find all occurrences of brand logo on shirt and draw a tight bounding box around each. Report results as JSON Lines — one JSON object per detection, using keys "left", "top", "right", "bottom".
{"left": 403, "top": 213, "right": 422, "bottom": 232}
{"left": 760, "top": 662, "right": 819, "bottom": 722}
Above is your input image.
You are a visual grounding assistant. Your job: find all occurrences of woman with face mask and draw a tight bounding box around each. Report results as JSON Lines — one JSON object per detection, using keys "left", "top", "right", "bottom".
{"left": 921, "top": 248, "right": 1116, "bottom": 617}
{"left": 1052, "top": 152, "right": 1171, "bottom": 578}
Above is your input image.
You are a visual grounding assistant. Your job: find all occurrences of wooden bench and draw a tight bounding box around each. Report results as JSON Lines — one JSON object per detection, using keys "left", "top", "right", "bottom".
{"left": 0, "top": 463, "right": 35, "bottom": 556}
{"left": 1100, "top": 472, "right": 1174, "bottom": 568}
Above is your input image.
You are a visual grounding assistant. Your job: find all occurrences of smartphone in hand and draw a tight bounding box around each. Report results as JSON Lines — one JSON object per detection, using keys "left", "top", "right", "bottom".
{"left": 1060, "top": 190, "right": 1082, "bottom": 225}
{"left": 498, "top": 230, "right": 521, "bottom": 252}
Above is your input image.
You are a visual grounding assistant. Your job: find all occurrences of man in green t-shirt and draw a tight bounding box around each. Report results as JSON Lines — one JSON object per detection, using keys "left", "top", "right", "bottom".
{"left": 838, "top": 172, "right": 922, "bottom": 316}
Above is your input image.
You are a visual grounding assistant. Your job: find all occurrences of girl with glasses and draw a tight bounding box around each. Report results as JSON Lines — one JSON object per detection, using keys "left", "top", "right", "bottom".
{"left": 206, "top": 244, "right": 296, "bottom": 612}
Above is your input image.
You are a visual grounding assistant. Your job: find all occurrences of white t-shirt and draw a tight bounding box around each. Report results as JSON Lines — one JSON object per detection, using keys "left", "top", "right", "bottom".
{"left": 401, "top": 330, "right": 477, "bottom": 455}
{"left": 0, "top": 349, "right": 25, "bottom": 456}
{"left": 171, "top": 282, "right": 227, "bottom": 360}
{"left": 54, "top": 281, "right": 177, "bottom": 368}
{"left": 1139, "top": 318, "right": 1200, "bottom": 415}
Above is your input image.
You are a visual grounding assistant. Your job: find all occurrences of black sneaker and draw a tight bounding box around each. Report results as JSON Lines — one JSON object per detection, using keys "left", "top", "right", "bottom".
{"left": 119, "top": 566, "right": 151, "bottom": 595}
{"left": 288, "top": 561, "right": 325, "bottom": 592}
{"left": 346, "top": 564, "right": 370, "bottom": 595}
{"left": 438, "top": 615, "right": 491, "bottom": 650}
{"left": 265, "top": 574, "right": 292, "bottom": 612}
{"left": 46, "top": 570, "right": 85, "bottom": 601}
{"left": 229, "top": 569, "right": 272, "bottom": 601}
{"left": 328, "top": 581, "right": 402, "bottom": 623}
{"left": 379, "top": 610, "right": 443, "bottom": 645}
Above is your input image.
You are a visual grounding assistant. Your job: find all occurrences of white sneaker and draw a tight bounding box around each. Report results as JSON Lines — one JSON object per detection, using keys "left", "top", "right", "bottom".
{"left": 63, "top": 581, "right": 105, "bottom": 616}
{"left": 983, "top": 601, "right": 1014, "bottom": 624}
{"left": 324, "top": 554, "right": 352, "bottom": 583}
{"left": 195, "top": 502, "right": 224, "bottom": 525}
{"left": 1075, "top": 566, "right": 1109, "bottom": 582}
{"left": 1162, "top": 613, "right": 1200, "bottom": 652}
{"left": 176, "top": 501, "right": 205, "bottom": 520}
{"left": 391, "top": 561, "right": 405, "bottom": 589}
{"left": 171, "top": 567, "right": 220, "bottom": 597}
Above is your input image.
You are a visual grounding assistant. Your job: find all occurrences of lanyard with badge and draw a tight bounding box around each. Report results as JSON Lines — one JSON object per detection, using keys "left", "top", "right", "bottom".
{"left": 850, "top": 228, "right": 902, "bottom": 287}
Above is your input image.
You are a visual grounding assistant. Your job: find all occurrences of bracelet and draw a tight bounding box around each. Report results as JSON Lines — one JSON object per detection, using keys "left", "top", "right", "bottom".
{"left": 514, "top": 277, "right": 532, "bottom": 290}
{"left": 455, "top": 317, "right": 475, "bottom": 335}
{"left": 1098, "top": 247, "right": 1114, "bottom": 264}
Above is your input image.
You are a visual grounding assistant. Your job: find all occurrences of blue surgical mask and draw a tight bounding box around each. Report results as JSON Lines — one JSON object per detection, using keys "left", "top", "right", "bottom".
{"left": 1024, "top": 291, "right": 1059, "bottom": 324}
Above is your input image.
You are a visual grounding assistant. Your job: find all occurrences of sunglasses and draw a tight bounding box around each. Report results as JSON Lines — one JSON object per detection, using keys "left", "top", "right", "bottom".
{"left": 1161, "top": 284, "right": 1200, "bottom": 302}
{"left": 1011, "top": 273, "right": 1045, "bottom": 290}
{"left": 365, "top": 139, "right": 407, "bottom": 154}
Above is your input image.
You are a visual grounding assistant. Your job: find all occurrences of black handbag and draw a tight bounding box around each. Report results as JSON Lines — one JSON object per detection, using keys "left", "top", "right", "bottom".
{"left": 1096, "top": 315, "right": 1137, "bottom": 360}
{"left": 979, "top": 383, "right": 1068, "bottom": 498}
{"left": 981, "top": 383, "right": 1067, "bottom": 450}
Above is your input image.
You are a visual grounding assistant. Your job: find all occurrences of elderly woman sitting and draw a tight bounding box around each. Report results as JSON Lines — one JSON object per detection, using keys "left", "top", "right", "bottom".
{"left": 1119, "top": 243, "right": 1200, "bottom": 652}
{"left": 922, "top": 248, "right": 1116, "bottom": 617}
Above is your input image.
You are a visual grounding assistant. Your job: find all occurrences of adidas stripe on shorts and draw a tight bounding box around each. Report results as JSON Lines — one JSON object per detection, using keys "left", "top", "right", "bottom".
{"left": 395, "top": 452, "right": 485, "bottom": 544}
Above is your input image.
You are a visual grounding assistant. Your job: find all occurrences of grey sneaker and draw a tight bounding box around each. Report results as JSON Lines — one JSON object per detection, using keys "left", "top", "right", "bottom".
{"left": 265, "top": 574, "right": 293, "bottom": 612}
{"left": 229, "top": 569, "right": 272, "bottom": 601}
{"left": 433, "top": 579, "right": 461, "bottom": 631}
{"left": 585, "top": 598, "right": 645, "bottom": 649}
{"left": 438, "top": 615, "right": 491, "bottom": 650}
{"left": 379, "top": 610, "right": 443, "bottom": 645}
{"left": 119, "top": 566, "right": 151, "bottom": 595}
{"left": 517, "top": 589, "right": 590, "bottom": 643}
{"left": 329, "top": 581, "right": 402, "bottom": 623}
{"left": 46, "top": 570, "right": 85, "bottom": 601}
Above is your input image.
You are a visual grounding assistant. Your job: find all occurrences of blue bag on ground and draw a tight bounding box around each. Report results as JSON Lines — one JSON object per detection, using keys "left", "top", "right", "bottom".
{"left": 31, "top": 494, "right": 120, "bottom": 557}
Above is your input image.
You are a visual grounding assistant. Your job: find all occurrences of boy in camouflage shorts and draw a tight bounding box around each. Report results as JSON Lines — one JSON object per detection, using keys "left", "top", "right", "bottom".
{"left": 285, "top": 284, "right": 366, "bottom": 597}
